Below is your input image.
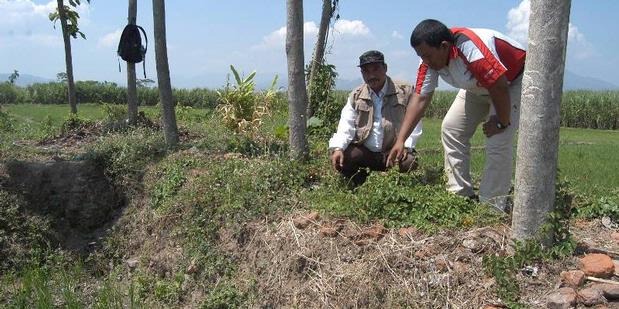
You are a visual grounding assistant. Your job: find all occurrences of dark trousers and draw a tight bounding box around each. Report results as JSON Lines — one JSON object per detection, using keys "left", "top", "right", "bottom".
{"left": 337, "top": 144, "right": 418, "bottom": 185}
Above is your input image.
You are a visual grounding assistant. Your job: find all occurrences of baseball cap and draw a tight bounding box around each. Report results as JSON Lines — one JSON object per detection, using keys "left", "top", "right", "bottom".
{"left": 358, "top": 50, "right": 385, "bottom": 67}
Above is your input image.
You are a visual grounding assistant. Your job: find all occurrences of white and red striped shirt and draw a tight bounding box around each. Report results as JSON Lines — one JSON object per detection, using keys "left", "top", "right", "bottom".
{"left": 415, "top": 27, "right": 526, "bottom": 96}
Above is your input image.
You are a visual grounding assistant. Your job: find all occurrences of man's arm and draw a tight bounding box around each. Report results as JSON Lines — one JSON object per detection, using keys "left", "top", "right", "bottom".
{"left": 483, "top": 75, "right": 511, "bottom": 137}
{"left": 387, "top": 92, "right": 433, "bottom": 166}
{"left": 328, "top": 96, "right": 357, "bottom": 170}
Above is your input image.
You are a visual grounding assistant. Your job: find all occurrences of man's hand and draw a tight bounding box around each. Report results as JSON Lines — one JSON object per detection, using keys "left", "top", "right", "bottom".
{"left": 387, "top": 142, "right": 405, "bottom": 168}
{"left": 482, "top": 115, "right": 507, "bottom": 138}
{"left": 330, "top": 149, "right": 344, "bottom": 171}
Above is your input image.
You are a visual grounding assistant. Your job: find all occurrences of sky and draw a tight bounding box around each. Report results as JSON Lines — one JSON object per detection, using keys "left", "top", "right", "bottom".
{"left": 1, "top": 0, "right": 618, "bottom": 89}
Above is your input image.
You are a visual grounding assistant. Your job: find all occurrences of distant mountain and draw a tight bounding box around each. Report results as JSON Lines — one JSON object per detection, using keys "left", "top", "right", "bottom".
{"left": 563, "top": 70, "right": 617, "bottom": 90}
{"left": 0, "top": 73, "right": 53, "bottom": 87}
{"left": 4, "top": 70, "right": 617, "bottom": 91}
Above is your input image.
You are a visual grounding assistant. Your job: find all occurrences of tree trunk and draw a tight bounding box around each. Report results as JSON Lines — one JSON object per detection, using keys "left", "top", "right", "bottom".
{"left": 127, "top": 0, "right": 138, "bottom": 125}
{"left": 57, "top": 0, "right": 77, "bottom": 114}
{"left": 286, "top": 0, "right": 308, "bottom": 160}
{"left": 152, "top": 0, "right": 179, "bottom": 148}
{"left": 512, "top": 0, "right": 572, "bottom": 243}
{"left": 306, "top": 0, "right": 331, "bottom": 118}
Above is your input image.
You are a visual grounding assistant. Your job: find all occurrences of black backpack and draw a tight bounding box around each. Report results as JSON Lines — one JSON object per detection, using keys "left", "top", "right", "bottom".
{"left": 117, "top": 24, "right": 148, "bottom": 77}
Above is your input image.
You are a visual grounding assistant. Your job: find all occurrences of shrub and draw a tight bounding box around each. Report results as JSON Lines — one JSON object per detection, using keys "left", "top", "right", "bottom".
{"left": 0, "top": 82, "right": 19, "bottom": 104}
{"left": 216, "top": 65, "right": 278, "bottom": 136}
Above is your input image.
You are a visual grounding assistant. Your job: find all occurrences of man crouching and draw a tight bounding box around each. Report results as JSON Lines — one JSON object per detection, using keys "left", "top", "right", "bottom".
{"left": 328, "top": 50, "right": 423, "bottom": 185}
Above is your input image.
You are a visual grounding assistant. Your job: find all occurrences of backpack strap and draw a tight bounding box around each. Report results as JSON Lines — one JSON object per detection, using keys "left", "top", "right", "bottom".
{"left": 136, "top": 25, "right": 148, "bottom": 78}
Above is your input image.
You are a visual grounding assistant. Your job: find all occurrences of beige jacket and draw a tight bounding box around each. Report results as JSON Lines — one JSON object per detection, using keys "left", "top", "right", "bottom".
{"left": 349, "top": 77, "right": 413, "bottom": 151}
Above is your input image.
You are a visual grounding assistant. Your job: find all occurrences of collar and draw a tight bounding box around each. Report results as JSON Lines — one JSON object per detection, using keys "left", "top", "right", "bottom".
{"left": 358, "top": 76, "right": 395, "bottom": 100}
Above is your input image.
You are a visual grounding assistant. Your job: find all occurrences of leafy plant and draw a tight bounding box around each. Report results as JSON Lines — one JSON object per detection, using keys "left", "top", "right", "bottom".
{"left": 216, "top": 65, "right": 278, "bottom": 136}
{"left": 102, "top": 103, "right": 128, "bottom": 122}
{"left": 306, "top": 63, "right": 340, "bottom": 137}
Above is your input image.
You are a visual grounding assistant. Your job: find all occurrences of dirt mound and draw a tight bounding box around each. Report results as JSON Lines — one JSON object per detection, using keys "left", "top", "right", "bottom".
{"left": 2, "top": 159, "right": 125, "bottom": 251}
{"left": 217, "top": 216, "right": 558, "bottom": 308}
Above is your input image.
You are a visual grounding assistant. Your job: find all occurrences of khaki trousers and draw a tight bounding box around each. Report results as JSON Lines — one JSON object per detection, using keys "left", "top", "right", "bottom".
{"left": 441, "top": 77, "right": 522, "bottom": 209}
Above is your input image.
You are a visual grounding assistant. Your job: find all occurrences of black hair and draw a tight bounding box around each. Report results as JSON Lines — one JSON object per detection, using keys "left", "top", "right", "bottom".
{"left": 410, "top": 19, "right": 454, "bottom": 48}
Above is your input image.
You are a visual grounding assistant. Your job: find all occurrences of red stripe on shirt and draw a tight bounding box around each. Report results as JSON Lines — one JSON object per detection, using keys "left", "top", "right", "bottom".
{"left": 494, "top": 37, "right": 526, "bottom": 81}
{"left": 415, "top": 63, "right": 429, "bottom": 95}
{"left": 451, "top": 27, "right": 507, "bottom": 88}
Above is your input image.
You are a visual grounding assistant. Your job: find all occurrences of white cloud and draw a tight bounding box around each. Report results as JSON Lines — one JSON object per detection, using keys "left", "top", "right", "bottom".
{"left": 0, "top": 0, "right": 54, "bottom": 24}
{"left": 506, "top": 0, "right": 594, "bottom": 59}
{"left": 332, "top": 19, "right": 370, "bottom": 37}
{"left": 506, "top": 0, "right": 530, "bottom": 45}
{"left": 251, "top": 21, "right": 318, "bottom": 50}
{"left": 0, "top": 0, "right": 90, "bottom": 24}
{"left": 391, "top": 30, "right": 404, "bottom": 40}
{"left": 98, "top": 29, "right": 122, "bottom": 48}
{"left": 252, "top": 19, "right": 371, "bottom": 51}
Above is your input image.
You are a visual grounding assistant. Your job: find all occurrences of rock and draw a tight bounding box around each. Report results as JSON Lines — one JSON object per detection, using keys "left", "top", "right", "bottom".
{"left": 611, "top": 232, "right": 619, "bottom": 244}
{"left": 614, "top": 260, "right": 619, "bottom": 276}
{"left": 579, "top": 254, "right": 615, "bottom": 278}
{"left": 435, "top": 256, "right": 450, "bottom": 272}
{"left": 577, "top": 287, "right": 607, "bottom": 306}
{"left": 546, "top": 287, "right": 577, "bottom": 309}
{"left": 292, "top": 212, "right": 320, "bottom": 229}
{"left": 398, "top": 227, "right": 418, "bottom": 238}
{"left": 452, "top": 261, "right": 469, "bottom": 274}
{"left": 591, "top": 283, "right": 619, "bottom": 300}
{"left": 353, "top": 239, "right": 371, "bottom": 246}
{"left": 462, "top": 238, "right": 483, "bottom": 253}
{"left": 320, "top": 221, "right": 343, "bottom": 238}
{"left": 560, "top": 270, "right": 585, "bottom": 287}
{"left": 126, "top": 258, "right": 139, "bottom": 270}
{"left": 481, "top": 305, "right": 504, "bottom": 309}
{"left": 362, "top": 224, "right": 386, "bottom": 240}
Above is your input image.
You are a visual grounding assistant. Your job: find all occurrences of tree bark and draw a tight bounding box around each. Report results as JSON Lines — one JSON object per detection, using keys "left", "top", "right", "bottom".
{"left": 152, "top": 0, "right": 179, "bottom": 148}
{"left": 127, "top": 0, "right": 138, "bottom": 125}
{"left": 512, "top": 0, "right": 572, "bottom": 243}
{"left": 306, "top": 0, "right": 331, "bottom": 118}
{"left": 286, "top": 0, "right": 308, "bottom": 160}
{"left": 56, "top": 0, "right": 77, "bottom": 114}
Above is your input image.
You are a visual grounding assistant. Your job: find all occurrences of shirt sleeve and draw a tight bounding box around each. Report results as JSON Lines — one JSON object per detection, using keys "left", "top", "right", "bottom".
{"left": 404, "top": 119, "right": 423, "bottom": 149}
{"left": 328, "top": 96, "right": 357, "bottom": 150}
{"left": 415, "top": 61, "right": 439, "bottom": 95}
{"left": 459, "top": 39, "right": 507, "bottom": 88}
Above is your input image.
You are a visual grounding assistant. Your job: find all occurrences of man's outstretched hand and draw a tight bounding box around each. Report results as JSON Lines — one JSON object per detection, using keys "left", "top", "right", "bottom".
{"left": 386, "top": 142, "right": 405, "bottom": 168}
{"left": 330, "top": 149, "right": 344, "bottom": 171}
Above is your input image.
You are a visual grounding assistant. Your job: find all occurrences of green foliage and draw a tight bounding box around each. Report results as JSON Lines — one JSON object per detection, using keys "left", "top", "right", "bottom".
{"left": 153, "top": 272, "right": 184, "bottom": 304}
{"left": 0, "top": 82, "right": 20, "bottom": 104}
{"left": 60, "top": 112, "right": 93, "bottom": 134}
{"left": 101, "top": 103, "right": 128, "bottom": 122}
{"left": 49, "top": 0, "right": 91, "bottom": 40}
{"left": 216, "top": 65, "right": 278, "bottom": 136}
{"left": 151, "top": 159, "right": 191, "bottom": 210}
{"left": 83, "top": 128, "right": 167, "bottom": 195}
{"left": 0, "top": 110, "right": 14, "bottom": 132}
{"left": 574, "top": 193, "right": 619, "bottom": 221}
{"left": 201, "top": 281, "right": 245, "bottom": 309}
{"left": 561, "top": 90, "right": 619, "bottom": 129}
{"left": 8, "top": 70, "right": 19, "bottom": 85}
{"left": 307, "top": 63, "right": 340, "bottom": 137}
{"left": 311, "top": 168, "right": 501, "bottom": 232}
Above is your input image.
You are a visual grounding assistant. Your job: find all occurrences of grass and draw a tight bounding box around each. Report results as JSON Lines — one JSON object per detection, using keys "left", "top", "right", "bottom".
{"left": 2, "top": 103, "right": 618, "bottom": 198}
{"left": 0, "top": 102, "right": 618, "bottom": 307}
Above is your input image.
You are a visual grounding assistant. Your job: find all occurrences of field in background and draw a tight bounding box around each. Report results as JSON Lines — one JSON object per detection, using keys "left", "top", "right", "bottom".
{"left": 3, "top": 103, "right": 617, "bottom": 198}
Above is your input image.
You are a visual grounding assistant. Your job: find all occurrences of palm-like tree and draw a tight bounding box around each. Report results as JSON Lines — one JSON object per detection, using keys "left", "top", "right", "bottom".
{"left": 512, "top": 0, "right": 572, "bottom": 244}
{"left": 152, "top": 0, "right": 179, "bottom": 148}
{"left": 51, "top": 0, "right": 90, "bottom": 114}
{"left": 286, "top": 0, "right": 309, "bottom": 160}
